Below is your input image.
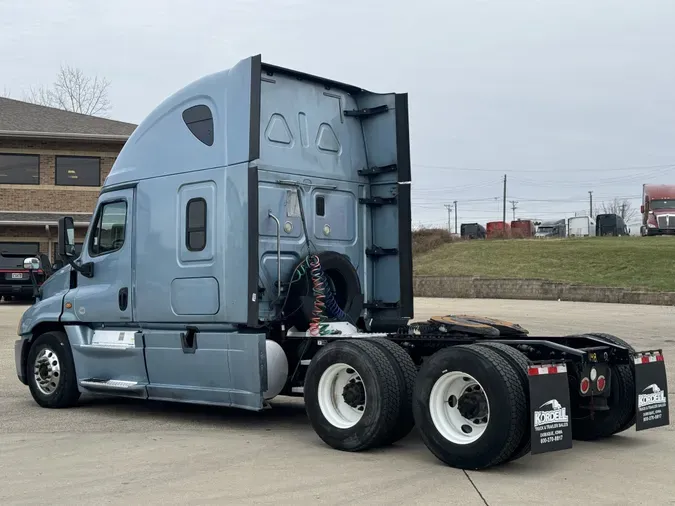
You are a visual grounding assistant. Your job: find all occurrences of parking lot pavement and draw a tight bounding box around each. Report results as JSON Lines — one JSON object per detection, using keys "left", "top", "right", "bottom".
{"left": 1, "top": 298, "right": 674, "bottom": 505}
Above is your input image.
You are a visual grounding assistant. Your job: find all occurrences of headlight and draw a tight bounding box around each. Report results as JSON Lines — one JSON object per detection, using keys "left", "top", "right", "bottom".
{"left": 648, "top": 223, "right": 657, "bottom": 228}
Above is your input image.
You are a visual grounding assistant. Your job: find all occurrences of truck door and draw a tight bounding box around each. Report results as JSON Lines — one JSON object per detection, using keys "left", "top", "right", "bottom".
{"left": 70, "top": 187, "right": 134, "bottom": 323}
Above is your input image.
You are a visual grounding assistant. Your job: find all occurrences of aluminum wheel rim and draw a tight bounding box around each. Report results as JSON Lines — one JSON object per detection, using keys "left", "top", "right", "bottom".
{"left": 33, "top": 347, "right": 61, "bottom": 395}
{"left": 317, "top": 362, "right": 366, "bottom": 429}
{"left": 429, "top": 371, "right": 490, "bottom": 445}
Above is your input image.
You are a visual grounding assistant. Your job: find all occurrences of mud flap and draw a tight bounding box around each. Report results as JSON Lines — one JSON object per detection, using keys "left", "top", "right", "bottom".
{"left": 634, "top": 350, "right": 670, "bottom": 431}
{"left": 528, "top": 363, "right": 573, "bottom": 455}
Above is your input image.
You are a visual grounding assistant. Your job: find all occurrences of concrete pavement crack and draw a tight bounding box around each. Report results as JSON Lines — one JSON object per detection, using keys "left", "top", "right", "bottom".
{"left": 463, "top": 470, "right": 489, "bottom": 506}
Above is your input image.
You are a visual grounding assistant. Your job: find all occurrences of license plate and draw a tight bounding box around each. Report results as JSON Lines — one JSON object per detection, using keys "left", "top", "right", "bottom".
{"left": 11, "top": 273, "right": 23, "bottom": 279}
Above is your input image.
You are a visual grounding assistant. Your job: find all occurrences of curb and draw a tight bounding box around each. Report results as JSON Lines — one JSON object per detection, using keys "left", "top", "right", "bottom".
{"left": 413, "top": 276, "right": 675, "bottom": 306}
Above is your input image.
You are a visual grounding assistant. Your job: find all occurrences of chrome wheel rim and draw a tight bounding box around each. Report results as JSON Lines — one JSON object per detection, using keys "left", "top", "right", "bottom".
{"left": 33, "top": 347, "right": 61, "bottom": 395}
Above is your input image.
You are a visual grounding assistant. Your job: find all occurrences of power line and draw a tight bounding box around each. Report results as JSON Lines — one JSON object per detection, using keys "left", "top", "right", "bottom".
{"left": 412, "top": 162, "right": 675, "bottom": 174}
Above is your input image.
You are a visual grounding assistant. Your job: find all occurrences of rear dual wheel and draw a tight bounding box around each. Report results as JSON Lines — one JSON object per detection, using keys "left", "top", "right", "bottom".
{"left": 303, "top": 338, "right": 415, "bottom": 452}
{"left": 567, "top": 332, "right": 637, "bottom": 440}
{"left": 413, "top": 344, "right": 530, "bottom": 470}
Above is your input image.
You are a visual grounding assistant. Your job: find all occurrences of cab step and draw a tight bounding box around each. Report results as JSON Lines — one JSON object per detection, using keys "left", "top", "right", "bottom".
{"left": 79, "top": 379, "right": 146, "bottom": 393}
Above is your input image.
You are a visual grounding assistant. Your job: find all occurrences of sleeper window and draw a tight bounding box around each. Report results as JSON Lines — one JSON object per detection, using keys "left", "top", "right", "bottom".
{"left": 90, "top": 201, "right": 127, "bottom": 256}
{"left": 182, "top": 105, "right": 214, "bottom": 146}
{"left": 315, "top": 195, "right": 325, "bottom": 217}
{"left": 186, "top": 198, "right": 207, "bottom": 251}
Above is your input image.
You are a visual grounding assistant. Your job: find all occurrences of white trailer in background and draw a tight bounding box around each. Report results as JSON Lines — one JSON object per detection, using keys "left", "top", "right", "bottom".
{"left": 568, "top": 216, "right": 596, "bottom": 237}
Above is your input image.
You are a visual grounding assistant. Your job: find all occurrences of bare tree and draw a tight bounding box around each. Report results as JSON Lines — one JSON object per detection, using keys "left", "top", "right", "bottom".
{"left": 1, "top": 86, "right": 10, "bottom": 98}
{"left": 24, "top": 65, "right": 111, "bottom": 117}
{"left": 595, "top": 198, "right": 637, "bottom": 222}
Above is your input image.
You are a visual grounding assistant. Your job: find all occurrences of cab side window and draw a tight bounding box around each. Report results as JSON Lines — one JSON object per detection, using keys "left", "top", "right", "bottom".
{"left": 186, "top": 198, "right": 207, "bottom": 251}
{"left": 90, "top": 201, "right": 127, "bottom": 256}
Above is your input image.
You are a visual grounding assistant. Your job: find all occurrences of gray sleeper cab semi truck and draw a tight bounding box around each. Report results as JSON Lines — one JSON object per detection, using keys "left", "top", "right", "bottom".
{"left": 14, "top": 55, "right": 669, "bottom": 471}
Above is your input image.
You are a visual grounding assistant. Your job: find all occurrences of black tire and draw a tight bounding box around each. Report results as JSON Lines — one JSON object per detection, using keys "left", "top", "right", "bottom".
{"left": 413, "top": 344, "right": 528, "bottom": 470}
{"left": 584, "top": 333, "right": 636, "bottom": 434}
{"left": 286, "top": 251, "right": 363, "bottom": 331}
{"left": 474, "top": 342, "right": 532, "bottom": 462}
{"left": 26, "top": 331, "right": 80, "bottom": 408}
{"left": 567, "top": 332, "right": 636, "bottom": 440}
{"left": 365, "top": 337, "right": 417, "bottom": 445}
{"left": 304, "top": 339, "right": 401, "bottom": 452}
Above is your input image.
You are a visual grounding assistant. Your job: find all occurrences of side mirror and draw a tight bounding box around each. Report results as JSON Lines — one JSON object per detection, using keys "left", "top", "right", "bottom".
{"left": 58, "top": 217, "right": 76, "bottom": 258}
{"left": 640, "top": 205, "right": 644, "bottom": 213}
{"left": 57, "top": 216, "right": 93, "bottom": 277}
{"left": 23, "top": 257, "right": 40, "bottom": 270}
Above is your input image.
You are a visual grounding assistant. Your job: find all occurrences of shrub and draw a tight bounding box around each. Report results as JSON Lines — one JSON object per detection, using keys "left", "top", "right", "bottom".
{"left": 412, "top": 227, "right": 457, "bottom": 255}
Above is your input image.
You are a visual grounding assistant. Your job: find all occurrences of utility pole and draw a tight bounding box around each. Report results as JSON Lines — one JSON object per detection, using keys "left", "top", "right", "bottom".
{"left": 453, "top": 200, "right": 458, "bottom": 234}
{"left": 502, "top": 174, "right": 507, "bottom": 226}
{"left": 510, "top": 200, "right": 518, "bottom": 221}
{"left": 588, "top": 190, "right": 593, "bottom": 217}
{"left": 444, "top": 204, "right": 453, "bottom": 233}
{"left": 621, "top": 202, "right": 626, "bottom": 219}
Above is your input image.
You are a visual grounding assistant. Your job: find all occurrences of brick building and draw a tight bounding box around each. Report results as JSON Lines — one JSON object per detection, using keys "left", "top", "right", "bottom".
{"left": 0, "top": 97, "right": 136, "bottom": 263}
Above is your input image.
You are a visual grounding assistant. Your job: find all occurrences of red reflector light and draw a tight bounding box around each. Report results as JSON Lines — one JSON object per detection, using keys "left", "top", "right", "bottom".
{"left": 580, "top": 377, "right": 590, "bottom": 394}
{"left": 597, "top": 375, "right": 606, "bottom": 391}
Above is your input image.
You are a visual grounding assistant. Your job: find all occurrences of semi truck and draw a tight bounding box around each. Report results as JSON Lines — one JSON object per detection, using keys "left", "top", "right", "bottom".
{"left": 640, "top": 184, "right": 675, "bottom": 236}
{"left": 535, "top": 219, "right": 566, "bottom": 238}
{"left": 567, "top": 216, "right": 596, "bottom": 237}
{"left": 460, "top": 222, "right": 486, "bottom": 239}
{"left": 596, "top": 214, "right": 629, "bottom": 236}
{"left": 13, "top": 55, "right": 669, "bottom": 471}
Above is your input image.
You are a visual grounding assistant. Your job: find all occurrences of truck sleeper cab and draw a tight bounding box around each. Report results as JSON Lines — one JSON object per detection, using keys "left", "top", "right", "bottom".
{"left": 14, "top": 55, "right": 670, "bottom": 472}
{"left": 15, "top": 54, "right": 412, "bottom": 411}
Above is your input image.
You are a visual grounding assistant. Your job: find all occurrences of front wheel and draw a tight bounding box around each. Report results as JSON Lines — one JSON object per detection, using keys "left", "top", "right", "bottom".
{"left": 413, "top": 344, "right": 528, "bottom": 470}
{"left": 26, "top": 331, "right": 80, "bottom": 408}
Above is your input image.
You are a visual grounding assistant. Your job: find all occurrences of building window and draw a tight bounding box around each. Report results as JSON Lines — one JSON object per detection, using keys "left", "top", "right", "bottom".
{"left": 182, "top": 105, "right": 214, "bottom": 146}
{"left": 55, "top": 156, "right": 100, "bottom": 186}
{"left": 89, "top": 201, "right": 127, "bottom": 256}
{"left": 0, "top": 154, "right": 39, "bottom": 185}
{"left": 186, "top": 198, "right": 207, "bottom": 251}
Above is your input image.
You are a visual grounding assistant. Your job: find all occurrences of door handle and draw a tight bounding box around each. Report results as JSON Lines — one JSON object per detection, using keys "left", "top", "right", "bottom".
{"left": 118, "top": 287, "right": 128, "bottom": 311}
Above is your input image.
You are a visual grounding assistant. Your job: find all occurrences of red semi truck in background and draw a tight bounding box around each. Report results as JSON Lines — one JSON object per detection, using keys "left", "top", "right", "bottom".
{"left": 641, "top": 184, "right": 675, "bottom": 236}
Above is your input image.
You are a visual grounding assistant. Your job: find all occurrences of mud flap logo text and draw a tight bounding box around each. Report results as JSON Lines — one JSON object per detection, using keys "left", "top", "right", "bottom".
{"left": 533, "top": 399, "right": 569, "bottom": 430}
{"left": 638, "top": 384, "right": 667, "bottom": 411}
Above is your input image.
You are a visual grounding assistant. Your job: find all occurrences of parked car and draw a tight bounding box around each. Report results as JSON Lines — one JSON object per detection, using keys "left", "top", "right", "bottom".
{"left": 0, "top": 242, "right": 51, "bottom": 302}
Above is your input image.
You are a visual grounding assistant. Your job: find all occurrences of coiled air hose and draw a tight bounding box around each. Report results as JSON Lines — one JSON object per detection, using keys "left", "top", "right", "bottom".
{"left": 290, "top": 254, "right": 347, "bottom": 336}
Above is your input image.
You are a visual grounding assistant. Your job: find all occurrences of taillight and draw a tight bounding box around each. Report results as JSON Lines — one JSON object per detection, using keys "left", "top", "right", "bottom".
{"left": 580, "top": 377, "right": 590, "bottom": 394}
{"left": 596, "top": 375, "right": 606, "bottom": 392}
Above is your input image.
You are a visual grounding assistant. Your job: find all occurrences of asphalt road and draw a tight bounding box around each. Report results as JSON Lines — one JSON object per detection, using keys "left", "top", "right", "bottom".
{"left": 1, "top": 298, "right": 674, "bottom": 505}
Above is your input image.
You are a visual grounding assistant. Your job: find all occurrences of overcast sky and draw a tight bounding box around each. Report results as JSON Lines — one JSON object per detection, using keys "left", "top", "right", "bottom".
{"left": 3, "top": 0, "right": 675, "bottom": 231}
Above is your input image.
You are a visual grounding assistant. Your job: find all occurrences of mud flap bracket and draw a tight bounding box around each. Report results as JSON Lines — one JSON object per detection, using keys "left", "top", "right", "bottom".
{"left": 634, "top": 350, "right": 670, "bottom": 431}
{"left": 528, "top": 362, "right": 573, "bottom": 455}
